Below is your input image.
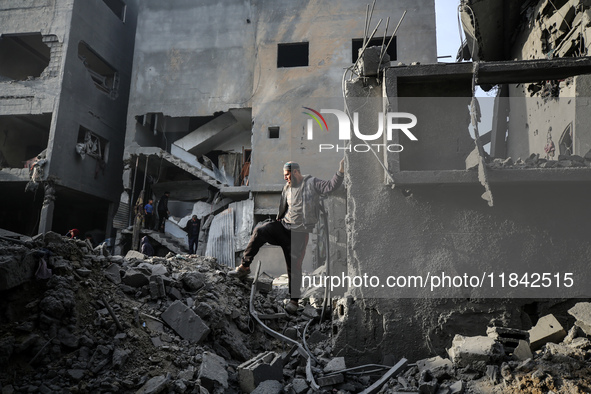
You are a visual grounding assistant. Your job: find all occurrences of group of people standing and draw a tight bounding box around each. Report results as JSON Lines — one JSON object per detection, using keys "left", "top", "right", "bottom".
{"left": 141, "top": 191, "right": 201, "bottom": 255}
{"left": 143, "top": 191, "right": 170, "bottom": 233}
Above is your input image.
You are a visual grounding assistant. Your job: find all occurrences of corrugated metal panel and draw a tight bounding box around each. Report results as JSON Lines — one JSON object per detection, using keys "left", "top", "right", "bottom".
{"left": 113, "top": 192, "right": 129, "bottom": 229}
{"left": 205, "top": 207, "right": 235, "bottom": 268}
{"left": 232, "top": 199, "right": 254, "bottom": 252}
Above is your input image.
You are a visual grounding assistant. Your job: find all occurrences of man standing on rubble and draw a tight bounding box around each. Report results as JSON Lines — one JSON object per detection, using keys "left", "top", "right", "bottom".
{"left": 230, "top": 159, "right": 344, "bottom": 314}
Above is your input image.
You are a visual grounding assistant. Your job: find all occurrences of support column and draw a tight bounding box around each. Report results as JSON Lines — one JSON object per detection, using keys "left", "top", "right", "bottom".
{"left": 38, "top": 183, "right": 56, "bottom": 234}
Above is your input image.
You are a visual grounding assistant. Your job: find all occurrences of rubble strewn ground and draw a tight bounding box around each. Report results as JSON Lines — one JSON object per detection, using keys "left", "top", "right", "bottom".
{"left": 1, "top": 232, "right": 591, "bottom": 393}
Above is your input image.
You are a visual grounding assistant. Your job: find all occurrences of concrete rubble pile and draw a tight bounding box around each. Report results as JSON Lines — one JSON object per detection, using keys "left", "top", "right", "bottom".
{"left": 2, "top": 231, "right": 591, "bottom": 393}
{"left": 376, "top": 310, "right": 591, "bottom": 394}
{"left": 0, "top": 231, "right": 396, "bottom": 394}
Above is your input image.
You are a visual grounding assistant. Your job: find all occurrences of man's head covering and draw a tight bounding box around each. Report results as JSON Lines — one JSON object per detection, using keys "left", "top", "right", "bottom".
{"left": 283, "top": 161, "right": 300, "bottom": 172}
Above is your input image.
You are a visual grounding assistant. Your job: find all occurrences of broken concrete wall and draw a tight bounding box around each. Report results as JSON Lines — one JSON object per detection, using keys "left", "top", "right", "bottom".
{"left": 0, "top": 0, "right": 138, "bottom": 237}
{"left": 45, "top": 0, "right": 138, "bottom": 203}
{"left": 335, "top": 64, "right": 591, "bottom": 363}
{"left": 125, "top": 0, "right": 256, "bottom": 155}
{"left": 461, "top": 0, "right": 591, "bottom": 160}
{"left": 249, "top": 0, "right": 437, "bottom": 188}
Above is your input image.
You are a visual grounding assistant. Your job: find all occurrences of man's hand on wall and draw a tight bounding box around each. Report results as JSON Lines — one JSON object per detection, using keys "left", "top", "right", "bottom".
{"left": 338, "top": 158, "right": 345, "bottom": 174}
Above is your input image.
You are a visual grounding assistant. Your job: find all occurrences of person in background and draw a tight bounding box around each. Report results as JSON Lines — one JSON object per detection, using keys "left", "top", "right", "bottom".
{"left": 184, "top": 215, "right": 201, "bottom": 254}
{"left": 157, "top": 192, "right": 170, "bottom": 232}
{"left": 144, "top": 199, "right": 154, "bottom": 230}
{"left": 67, "top": 228, "right": 79, "bottom": 239}
{"left": 140, "top": 236, "right": 154, "bottom": 256}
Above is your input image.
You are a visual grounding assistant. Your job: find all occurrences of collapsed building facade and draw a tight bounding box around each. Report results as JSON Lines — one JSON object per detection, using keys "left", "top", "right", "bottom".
{"left": 0, "top": 0, "right": 138, "bottom": 241}
{"left": 117, "top": 0, "right": 436, "bottom": 275}
{"left": 333, "top": 0, "right": 591, "bottom": 364}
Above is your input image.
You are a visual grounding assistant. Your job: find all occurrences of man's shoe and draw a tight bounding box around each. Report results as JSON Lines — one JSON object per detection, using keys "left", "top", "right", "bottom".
{"left": 228, "top": 264, "right": 250, "bottom": 280}
{"left": 285, "top": 300, "right": 298, "bottom": 315}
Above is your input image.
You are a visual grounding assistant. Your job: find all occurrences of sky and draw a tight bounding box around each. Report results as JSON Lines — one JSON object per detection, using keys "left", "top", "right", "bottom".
{"left": 435, "top": 0, "right": 463, "bottom": 62}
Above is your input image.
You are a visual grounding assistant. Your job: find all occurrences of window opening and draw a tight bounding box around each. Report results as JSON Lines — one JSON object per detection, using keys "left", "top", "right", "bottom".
{"left": 0, "top": 33, "right": 50, "bottom": 81}
{"left": 277, "top": 42, "right": 309, "bottom": 68}
{"left": 76, "top": 126, "right": 109, "bottom": 162}
{"left": 78, "top": 41, "right": 119, "bottom": 98}
{"left": 268, "top": 126, "right": 280, "bottom": 139}
{"left": 102, "top": 0, "right": 126, "bottom": 21}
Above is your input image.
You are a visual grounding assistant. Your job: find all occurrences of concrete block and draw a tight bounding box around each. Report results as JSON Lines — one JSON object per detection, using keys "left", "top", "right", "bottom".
{"left": 317, "top": 373, "right": 344, "bottom": 387}
{"left": 124, "top": 250, "right": 145, "bottom": 261}
{"left": 168, "top": 286, "right": 182, "bottom": 300}
{"left": 161, "top": 301, "right": 210, "bottom": 343}
{"left": 568, "top": 302, "right": 591, "bottom": 336}
{"left": 487, "top": 326, "right": 529, "bottom": 353}
{"left": 198, "top": 352, "right": 228, "bottom": 392}
{"left": 416, "top": 356, "right": 453, "bottom": 379}
{"left": 255, "top": 272, "right": 273, "bottom": 293}
{"left": 104, "top": 264, "right": 121, "bottom": 284}
{"left": 323, "top": 357, "right": 346, "bottom": 373}
{"left": 121, "top": 268, "right": 149, "bottom": 288}
{"left": 486, "top": 365, "right": 500, "bottom": 384}
{"left": 0, "top": 254, "right": 36, "bottom": 291}
{"left": 238, "top": 351, "right": 283, "bottom": 393}
{"left": 291, "top": 378, "right": 308, "bottom": 394}
{"left": 181, "top": 272, "right": 205, "bottom": 291}
{"left": 528, "top": 314, "right": 567, "bottom": 351}
{"left": 251, "top": 380, "right": 283, "bottom": 394}
{"left": 513, "top": 339, "right": 533, "bottom": 361}
{"left": 447, "top": 335, "right": 504, "bottom": 368}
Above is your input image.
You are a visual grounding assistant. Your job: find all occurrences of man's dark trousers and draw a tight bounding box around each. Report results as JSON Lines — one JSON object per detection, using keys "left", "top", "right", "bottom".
{"left": 242, "top": 220, "right": 308, "bottom": 300}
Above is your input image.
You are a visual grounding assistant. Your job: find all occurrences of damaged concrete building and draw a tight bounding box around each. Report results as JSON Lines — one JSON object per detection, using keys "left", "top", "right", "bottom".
{"left": 0, "top": 0, "right": 138, "bottom": 241}
{"left": 332, "top": 0, "right": 591, "bottom": 365}
{"left": 118, "top": 0, "right": 436, "bottom": 274}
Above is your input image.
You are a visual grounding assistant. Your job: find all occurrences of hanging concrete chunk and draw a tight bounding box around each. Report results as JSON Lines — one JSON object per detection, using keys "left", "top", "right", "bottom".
{"left": 160, "top": 300, "right": 210, "bottom": 343}
{"left": 447, "top": 335, "right": 504, "bottom": 368}
{"left": 198, "top": 351, "right": 228, "bottom": 392}
{"left": 568, "top": 302, "right": 591, "bottom": 336}
{"left": 528, "top": 314, "right": 567, "bottom": 351}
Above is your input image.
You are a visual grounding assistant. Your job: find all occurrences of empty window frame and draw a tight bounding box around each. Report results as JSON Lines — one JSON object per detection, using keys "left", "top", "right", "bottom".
{"left": 0, "top": 33, "right": 50, "bottom": 81}
{"left": 277, "top": 42, "right": 309, "bottom": 68}
{"left": 76, "top": 126, "right": 109, "bottom": 162}
{"left": 78, "top": 41, "right": 119, "bottom": 98}
{"left": 268, "top": 126, "right": 280, "bottom": 138}
{"left": 102, "top": 0, "right": 126, "bottom": 21}
{"left": 351, "top": 37, "right": 397, "bottom": 63}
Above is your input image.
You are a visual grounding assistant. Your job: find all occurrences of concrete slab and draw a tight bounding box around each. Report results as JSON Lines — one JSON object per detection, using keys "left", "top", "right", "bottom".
{"left": 160, "top": 300, "right": 210, "bottom": 343}
{"left": 198, "top": 352, "right": 228, "bottom": 391}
